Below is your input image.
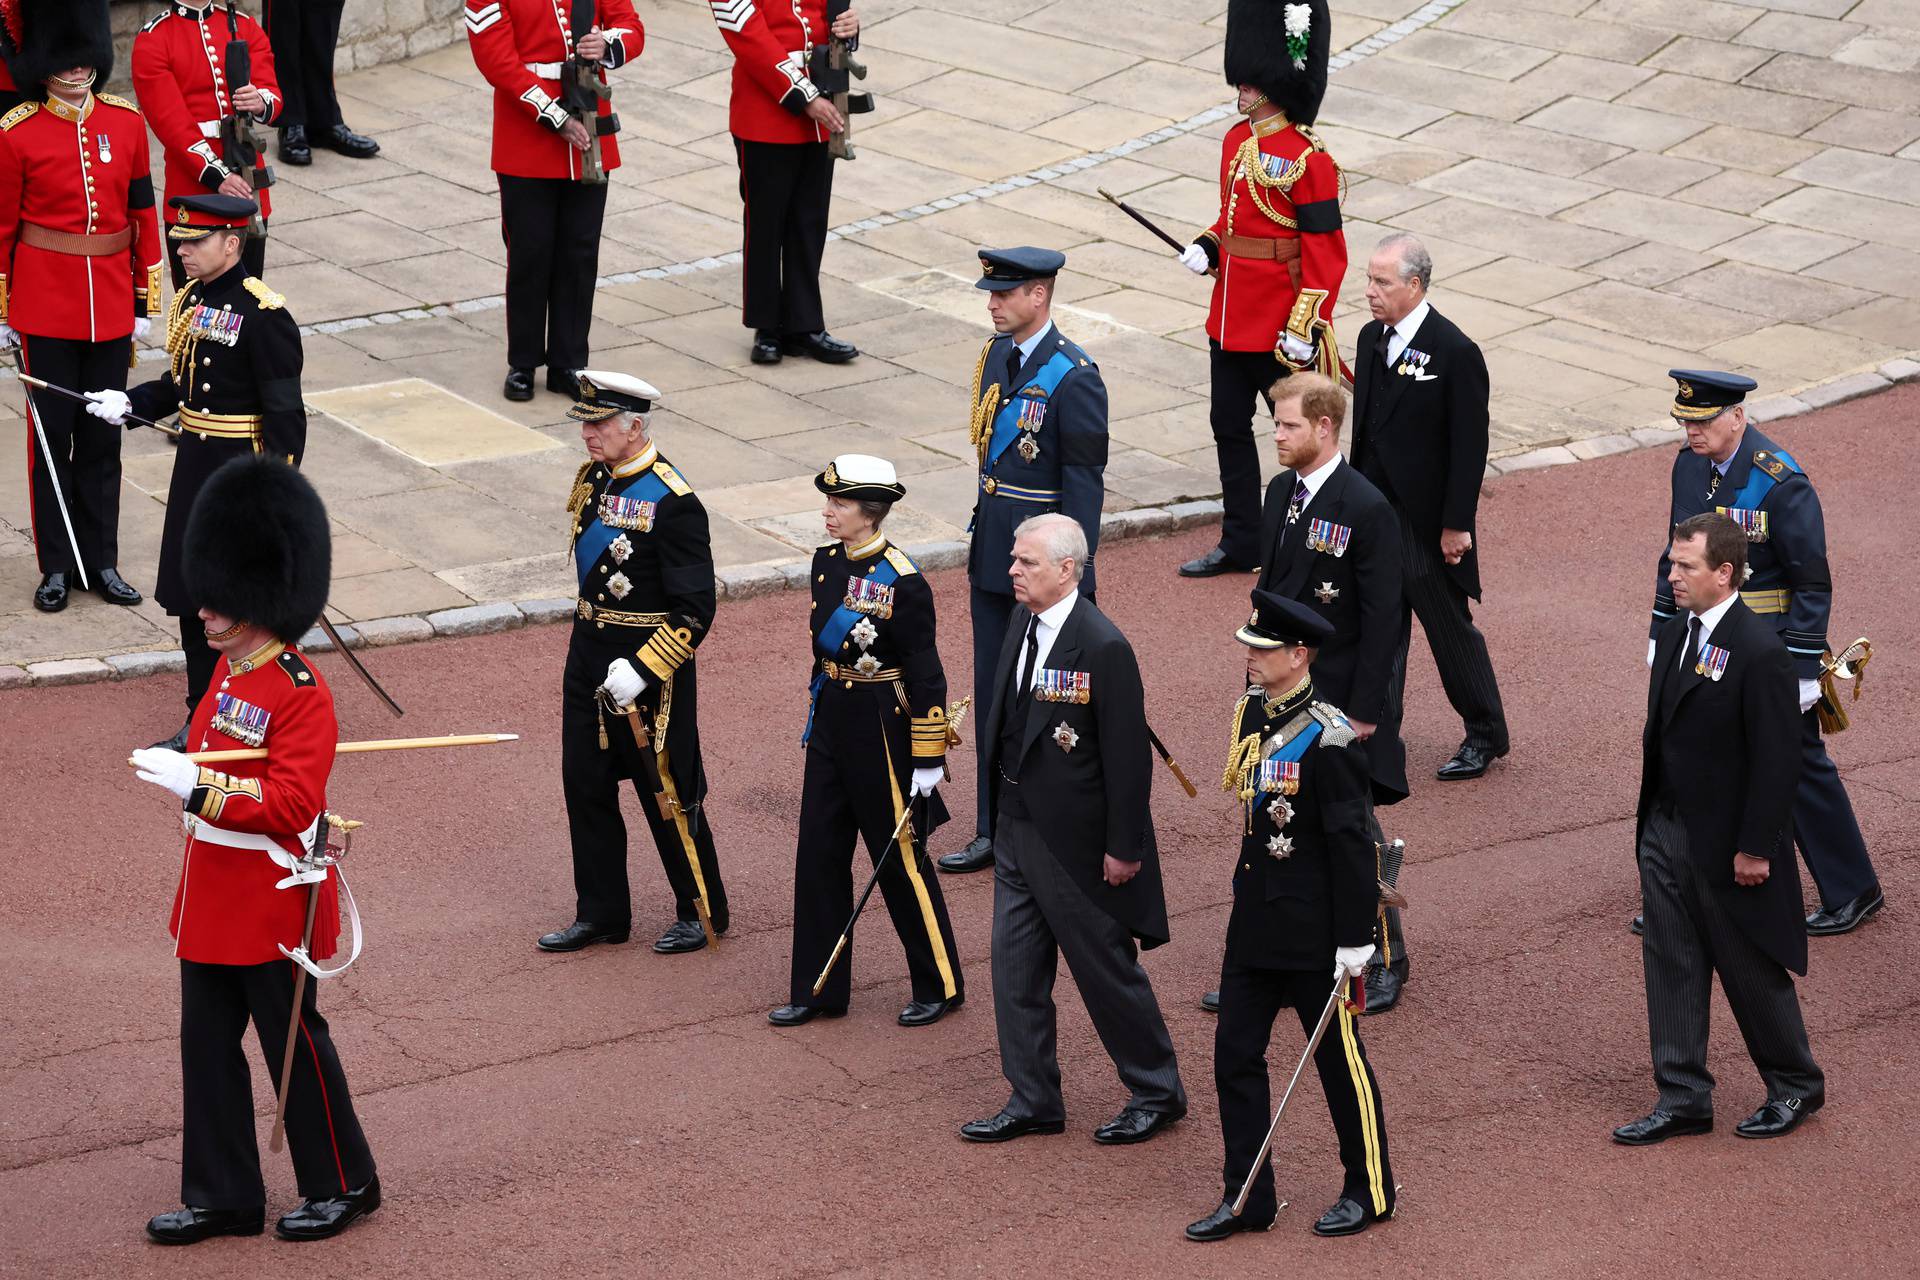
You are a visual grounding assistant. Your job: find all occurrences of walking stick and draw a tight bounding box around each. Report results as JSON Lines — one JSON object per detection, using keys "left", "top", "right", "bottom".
{"left": 1230, "top": 972, "right": 1362, "bottom": 1217}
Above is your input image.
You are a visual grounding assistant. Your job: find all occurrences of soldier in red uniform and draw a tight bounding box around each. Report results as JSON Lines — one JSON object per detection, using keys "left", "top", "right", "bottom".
{"left": 466, "top": 0, "right": 641, "bottom": 402}
{"left": 1175, "top": 0, "right": 1346, "bottom": 580}
{"left": 0, "top": 0, "right": 164, "bottom": 613}
{"left": 131, "top": 1, "right": 282, "bottom": 286}
{"left": 710, "top": 0, "right": 860, "bottom": 367}
{"left": 130, "top": 456, "right": 380, "bottom": 1245}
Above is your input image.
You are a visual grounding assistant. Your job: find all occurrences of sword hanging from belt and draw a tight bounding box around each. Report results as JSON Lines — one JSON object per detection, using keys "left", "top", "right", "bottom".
{"left": 596, "top": 683, "right": 717, "bottom": 949}
{"left": 1816, "top": 637, "right": 1872, "bottom": 734}
{"left": 11, "top": 354, "right": 92, "bottom": 591}
{"left": 269, "top": 813, "right": 361, "bottom": 1153}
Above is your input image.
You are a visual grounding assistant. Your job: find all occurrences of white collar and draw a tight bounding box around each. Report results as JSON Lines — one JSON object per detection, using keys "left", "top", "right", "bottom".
{"left": 1013, "top": 321, "right": 1055, "bottom": 366}
{"left": 609, "top": 440, "right": 658, "bottom": 478}
{"left": 845, "top": 531, "right": 887, "bottom": 561}
{"left": 1691, "top": 590, "right": 1739, "bottom": 645}
{"left": 1384, "top": 300, "right": 1431, "bottom": 359}
{"left": 1295, "top": 451, "right": 1342, "bottom": 501}
{"left": 1033, "top": 587, "right": 1078, "bottom": 633}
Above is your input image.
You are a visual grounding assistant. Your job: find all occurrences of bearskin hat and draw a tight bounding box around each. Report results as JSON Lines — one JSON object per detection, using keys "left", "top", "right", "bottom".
{"left": 1224, "top": 0, "right": 1332, "bottom": 127}
{"left": 2, "top": 0, "right": 115, "bottom": 96}
{"left": 184, "top": 457, "right": 332, "bottom": 645}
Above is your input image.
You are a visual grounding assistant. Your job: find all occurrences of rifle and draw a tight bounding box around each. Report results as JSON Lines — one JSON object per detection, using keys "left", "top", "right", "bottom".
{"left": 810, "top": 0, "right": 872, "bottom": 160}
{"left": 219, "top": 5, "right": 272, "bottom": 238}
{"left": 562, "top": 0, "right": 617, "bottom": 185}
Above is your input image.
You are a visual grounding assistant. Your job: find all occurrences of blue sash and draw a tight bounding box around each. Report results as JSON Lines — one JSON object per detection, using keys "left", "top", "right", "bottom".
{"left": 574, "top": 467, "right": 672, "bottom": 593}
{"left": 1724, "top": 446, "right": 1798, "bottom": 511}
{"left": 804, "top": 550, "right": 908, "bottom": 743}
{"left": 985, "top": 347, "right": 1076, "bottom": 473}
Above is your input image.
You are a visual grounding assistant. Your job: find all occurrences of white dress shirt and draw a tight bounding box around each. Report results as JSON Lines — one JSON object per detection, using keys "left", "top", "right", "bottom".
{"left": 1020, "top": 588, "right": 1079, "bottom": 686}
{"left": 1382, "top": 299, "right": 1431, "bottom": 367}
{"left": 1296, "top": 451, "right": 1342, "bottom": 503}
{"left": 1680, "top": 589, "right": 1740, "bottom": 671}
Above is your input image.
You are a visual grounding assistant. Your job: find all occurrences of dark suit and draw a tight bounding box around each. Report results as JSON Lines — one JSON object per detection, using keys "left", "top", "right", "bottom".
{"left": 1637, "top": 599, "right": 1821, "bottom": 1117}
{"left": 1350, "top": 307, "right": 1508, "bottom": 754}
{"left": 981, "top": 593, "right": 1182, "bottom": 1120}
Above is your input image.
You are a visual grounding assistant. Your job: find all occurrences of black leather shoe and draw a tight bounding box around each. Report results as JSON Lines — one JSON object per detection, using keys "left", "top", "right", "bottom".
{"left": 1201, "top": 989, "right": 1221, "bottom": 1013}
{"left": 1093, "top": 1105, "right": 1185, "bottom": 1145}
{"left": 1178, "top": 546, "right": 1253, "bottom": 578}
{"left": 959, "top": 1109, "right": 1066, "bottom": 1143}
{"left": 546, "top": 367, "right": 581, "bottom": 399}
{"left": 151, "top": 719, "right": 192, "bottom": 752}
{"left": 95, "top": 567, "right": 142, "bottom": 605}
{"left": 781, "top": 330, "right": 858, "bottom": 363}
{"left": 1437, "top": 742, "right": 1500, "bottom": 781}
{"left": 768, "top": 1003, "right": 846, "bottom": 1026}
{"left": 33, "top": 571, "right": 69, "bottom": 612}
{"left": 275, "top": 1177, "right": 380, "bottom": 1241}
{"left": 1736, "top": 1095, "right": 1821, "bottom": 1139}
{"left": 146, "top": 1205, "right": 265, "bottom": 1245}
{"left": 899, "top": 994, "right": 963, "bottom": 1027}
{"left": 938, "top": 836, "right": 994, "bottom": 873}
{"left": 750, "top": 330, "right": 783, "bottom": 364}
{"left": 536, "top": 920, "right": 630, "bottom": 952}
{"left": 318, "top": 123, "right": 381, "bottom": 159}
{"left": 1806, "top": 886, "right": 1884, "bottom": 936}
{"left": 1361, "top": 958, "right": 1407, "bottom": 1015}
{"left": 1611, "top": 1110, "right": 1712, "bottom": 1145}
{"left": 278, "top": 125, "right": 311, "bottom": 165}
{"left": 1185, "top": 1201, "right": 1273, "bottom": 1242}
{"left": 1630, "top": 913, "right": 1645, "bottom": 936}
{"left": 503, "top": 368, "right": 534, "bottom": 401}
{"left": 652, "top": 919, "right": 713, "bottom": 954}
{"left": 1312, "top": 1197, "right": 1378, "bottom": 1237}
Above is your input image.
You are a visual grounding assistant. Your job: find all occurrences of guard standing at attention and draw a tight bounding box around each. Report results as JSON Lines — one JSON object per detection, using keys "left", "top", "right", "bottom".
{"left": 467, "top": 0, "right": 641, "bottom": 402}
{"left": 84, "top": 194, "right": 306, "bottom": 752}
{"left": 770, "top": 454, "right": 966, "bottom": 1029}
{"left": 709, "top": 0, "right": 860, "bottom": 367}
{"left": 1186, "top": 589, "right": 1392, "bottom": 1243}
{"left": 1176, "top": 0, "right": 1345, "bottom": 580}
{"left": 1629, "top": 371, "right": 1883, "bottom": 937}
{"left": 263, "top": 0, "right": 378, "bottom": 165}
{"left": 0, "top": 0, "right": 164, "bottom": 613}
{"left": 542, "top": 370, "right": 731, "bottom": 956}
{"left": 938, "top": 246, "right": 1108, "bottom": 876}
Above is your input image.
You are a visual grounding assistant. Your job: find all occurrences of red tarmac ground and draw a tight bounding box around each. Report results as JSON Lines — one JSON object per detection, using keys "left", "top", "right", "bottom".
{"left": 3, "top": 388, "right": 1917, "bottom": 1279}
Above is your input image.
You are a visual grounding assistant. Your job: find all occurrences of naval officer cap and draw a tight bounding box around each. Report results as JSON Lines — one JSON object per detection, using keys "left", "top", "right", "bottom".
{"left": 1236, "top": 588, "right": 1335, "bottom": 650}
{"left": 568, "top": 370, "right": 662, "bottom": 422}
{"left": 816, "top": 453, "right": 907, "bottom": 503}
{"left": 976, "top": 246, "right": 1068, "bottom": 291}
{"left": 168, "top": 193, "right": 259, "bottom": 240}
{"left": 1668, "top": 369, "right": 1757, "bottom": 422}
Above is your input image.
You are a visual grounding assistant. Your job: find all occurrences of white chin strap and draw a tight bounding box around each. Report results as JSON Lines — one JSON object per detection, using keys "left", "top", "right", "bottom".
{"left": 278, "top": 863, "right": 364, "bottom": 979}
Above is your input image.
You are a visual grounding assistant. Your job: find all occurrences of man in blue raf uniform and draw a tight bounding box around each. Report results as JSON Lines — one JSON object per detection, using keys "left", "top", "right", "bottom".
{"left": 938, "top": 246, "right": 1109, "bottom": 876}
{"left": 1630, "top": 371, "right": 1882, "bottom": 938}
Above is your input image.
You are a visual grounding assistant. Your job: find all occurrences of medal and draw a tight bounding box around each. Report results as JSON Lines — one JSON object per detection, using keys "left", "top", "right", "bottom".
{"left": 98, "top": 134, "right": 112, "bottom": 164}
{"left": 607, "top": 571, "right": 632, "bottom": 600}
{"left": 608, "top": 533, "right": 632, "bottom": 565}
{"left": 1053, "top": 722, "right": 1079, "bottom": 753}
{"left": 1267, "top": 796, "right": 1294, "bottom": 826}
{"left": 849, "top": 616, "right": 879, "bottom": 649}
{"left": 1267, "top": 832, "right": 1294, "bottom": 859}
{"left": 854, "top": 653, "right": 882, "bottom": 676}
{"left": 1315, "top": 581, "right": 1339, "bottom": 603}
{"left": 1017, "top": 434, "right": 1040, "bottom": 463}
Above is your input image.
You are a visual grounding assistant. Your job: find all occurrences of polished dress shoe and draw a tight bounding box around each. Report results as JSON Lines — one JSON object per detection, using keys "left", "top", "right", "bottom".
{"left": 1312, "top": 1196, "right": 1379, "bottom": 1237}
{"left": 938, "top": 836, "right": 994, "bottom": 873}
{"left": 652, "top": 918, "right": 716, "bottom": 954}
{"left": 1178, "top": 546, "right": 1253, "bottom": 578}
{"left": 1093, "top": 1104, "right": 1185, "bottom": 1145}
{"left": 275, "top": 1177, "right": 380, "bottom": 1241}
{"left": 1611, "top": 1109, "right": 1711, "bottom": 1145}
{"left": 1201, "top": 988, "right": 1221, "bottom": 1013}
{"left": 781, "top": 330, "right": 858, "bottom": 363}
{"left": 1436, "top": 742, "right": 1503, "bottom": 781}
{"left": 1630, "top": 913, "right": 1645, "bottom": 936}
{"left": 503, "top": 367, "right": 534, "bottom": 401}
{"left": 151, "top": 719, "right": 192, "bottom": 752}
{"left": 1361, "top": 958, "right": 1407, "bottom": 1015}
{"left": 546, "top": 367, "right": 581, "bottom": 399}
{"left": 536, "top": 920, "right": 630, "bottom": 952}
{"left": 318, "top": 123, "right": 381, "bottom": 158}
{"left": 750, "top": 329, "right": 783, "bottom": 364}
{"left": 768, "top": 1003, "right": 846, "bottom": 1026}
{"left": 959, "top": 1109, "right": 1066, "bottom": 1143}
{"left": 1806, "top": 886, "right": 1884, "bottom": 936}
{"left": 1736, "top": 1095, "right": 1821, "bottom": 1139}
{"left": 1185, "top": 1201, "right": 1273, "bottom": 1242}
{"left": 278, "top": 124, "right": 311, "bottom": 165}
{"left": 146, "top": 1205, "right": 265, "bottom": 1245}
{"left": 33, "top": 571, "right": 70, "bottom": 612}
{"left": 95, "top": 567, "right": 142, "bottom": 605}
{"left": 899, "top": 993, "right": 963, "bottom": 1026}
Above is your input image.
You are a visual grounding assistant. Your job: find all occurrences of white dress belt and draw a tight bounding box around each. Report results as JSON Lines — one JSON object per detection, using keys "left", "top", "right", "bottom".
{"left": 525, "top": 60, "right": 565, "bottom": 78}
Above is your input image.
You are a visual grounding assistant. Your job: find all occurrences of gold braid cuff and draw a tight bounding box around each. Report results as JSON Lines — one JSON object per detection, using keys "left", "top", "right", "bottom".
{"left": 637, "top": 624, "right": 696, "bottom": 682}
{"left": 910, "top": 704, "right": 950, "bottom": 758}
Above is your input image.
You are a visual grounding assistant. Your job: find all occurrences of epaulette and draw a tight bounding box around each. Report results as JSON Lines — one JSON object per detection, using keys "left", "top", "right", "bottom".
{"left": 652, "top": 459, "right": 691, "bottom": 496}
{"left": 243, "top": 276, "right": 285, "bottom": 309}
{"left": 277, "top": 649, "right": 317, "bottom": 687}
{"left": 884, "top": 546, "right": 919, "bottom": 577}
{"left": 0, "top": 103, "right": 37, "bottom": 131}
{"left": 572, "top": 460, "right": 593, "bottom": 487}
{"left": 1753, "top": 450, "right": 1800, "bottom": 481}
{"left": 1310, "top": 700, "right": 1356, "bottom": 748}
{"left": 1053, "top": 332, "right": 1093, "bottom": 369}
{"left": 141, "top": 9, "right": 173, "bottom": 31}
{"left": 97, "top": 93, "right": 142, "bottom": 115}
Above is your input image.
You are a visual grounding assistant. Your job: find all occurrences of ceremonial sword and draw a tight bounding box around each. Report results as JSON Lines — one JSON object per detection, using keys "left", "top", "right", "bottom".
{"left": 15, "top": 371, "right": 179, "bottom": 435}
{"left": 1146, "top": 724, "right": 1197, "bottom": 798}
{"left": 269, "top": 814, "right": 361, "bottom": 1153}
{"left": 11, "top": 358, "right": 91, "bottom": 590}
{"left": 1231, "top": 972, "right": 1364, "bottom": 1217}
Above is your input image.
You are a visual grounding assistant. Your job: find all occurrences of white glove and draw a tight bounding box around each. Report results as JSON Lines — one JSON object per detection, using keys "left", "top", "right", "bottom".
{"left": 0, "top": 322, "right": 16, "bottom": 348}
{"left": 1333, "top": 943, "right": 1376, "bottom": 980}
{"left": 1647, "top": 638, "right": 1658, "bottom": 669}
{"left": 1178, "top": 242, "right": 1210, "bottom": 275}
{"left": 132, "top": 316, "right": 153, "bottom": 341}
{"left": 1281, "top": 332, "right": 1316, "bottom": 365}
{"left": 1798, "top": 677, "right": 1821, "bottom": 715}
{"left": 132, "top": 747, "right": 198, "bottom": 801}
{"left": 84, "top": 389, "right": 131, "bottom": 425}
{"left": 910, "top": 766, "right": 943, "bottom": 798}
{"left": 603, "top": 657, "right": 645, "bottom": 706}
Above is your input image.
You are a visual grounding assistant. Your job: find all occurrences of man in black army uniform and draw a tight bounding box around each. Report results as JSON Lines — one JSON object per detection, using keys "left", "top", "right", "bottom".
{"left": 938, "top": 246, "right": 1108, "bottom": 877}
{"left": 85, "top": 194, "right": 305, "bottom": 752}
{"left": 539, "top": 370, "right": 730, "bottom": 956}
{"left": 1186, "top": 589, "right": 1394, "bottom": 1245}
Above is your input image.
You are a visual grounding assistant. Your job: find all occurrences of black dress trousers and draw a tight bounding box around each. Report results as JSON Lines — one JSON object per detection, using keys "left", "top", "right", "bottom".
{"left": 498, "top": 174, "right": 609, "bottom": 375}
{"left": 19, "top": 334, "right": 131, "bottom": 575}
{"left": 733, "top": 137, "right": 832, "bottom": 336}
{"left": 1208, "top": 342, "right": 1289, "bottom": 567}
{"left": 263, "top": 0, "right": 346, "bottom": 132}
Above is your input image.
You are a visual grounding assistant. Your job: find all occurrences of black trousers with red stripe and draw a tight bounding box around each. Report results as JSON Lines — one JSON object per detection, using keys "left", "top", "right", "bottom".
{"left": 178, "top": 958, "right": 376, "bottom": 1210}
{"left": 498, "top": 174, "right": 609, "bottom": 374}
{"left": 734, "top": 138, "right": 832, "bottom": 336}
{"left": 263, "top": 0, "right": 346, "bottom": 132}
{"left": 20, "top": 333, "right": 131, "bottom": 576}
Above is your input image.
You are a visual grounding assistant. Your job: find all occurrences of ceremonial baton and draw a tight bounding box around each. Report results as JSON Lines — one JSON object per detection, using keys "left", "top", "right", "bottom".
{"left": 1096, "top": 187, "right": 1191, "bottom": 256}
{"left": 15, "top": 372, "right": 179, "bottom": 436}
{"left": 130, "top": 732, "right": 519, "bottom": 766}
{"left": 315, "top": 614, "right": 406, "bottom": 718}
{"left": 1230, "top": 972, "right": 1360, "bottom": 1217}
{"left": 812, "top": 696, "right": 971, "bottom": 996}
{"left": 1146, "top": 723, "right": 1197, "bottom": 798}
{"left": 12, "top": 360, "right": 92, "bottom": 591}
{"left": 269, "top": 814, "right": 361, "bottom": 1153}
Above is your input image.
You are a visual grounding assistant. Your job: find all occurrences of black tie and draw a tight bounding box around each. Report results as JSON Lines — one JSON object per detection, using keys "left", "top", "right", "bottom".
{"left": 1005, "top": 343, "right": 1022, "bottom": 389}
{"left": 1380, "top": 325, "right": 1396, "bottom": 364}
{"left": 1662, "top": 616, "right": 1702, "bottom": 721}
{"left": 1684, "top": 616, "right": 1703, "bottom": 675}
{"left": 1016, "top": 614, "right": 1040, "bottom": 706}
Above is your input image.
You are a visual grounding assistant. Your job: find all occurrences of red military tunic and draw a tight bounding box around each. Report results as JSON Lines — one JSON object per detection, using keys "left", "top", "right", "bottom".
{"left": 170, "top": 640, "right": 342, "bottom": 966}
{"left": 131, "top": 1, "right": 284, "bottom": 218}
{"left": 0, "top": 93, "right": 165, "bottom": 340}
{"left": 465, "top": 0, "right": 641, "bottom": 180}
{"left": 1195, "top": 113, "right": 1346, "bottom": 357}
{"left": 711, "top": 0, "right": 832, "bottom": 145}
